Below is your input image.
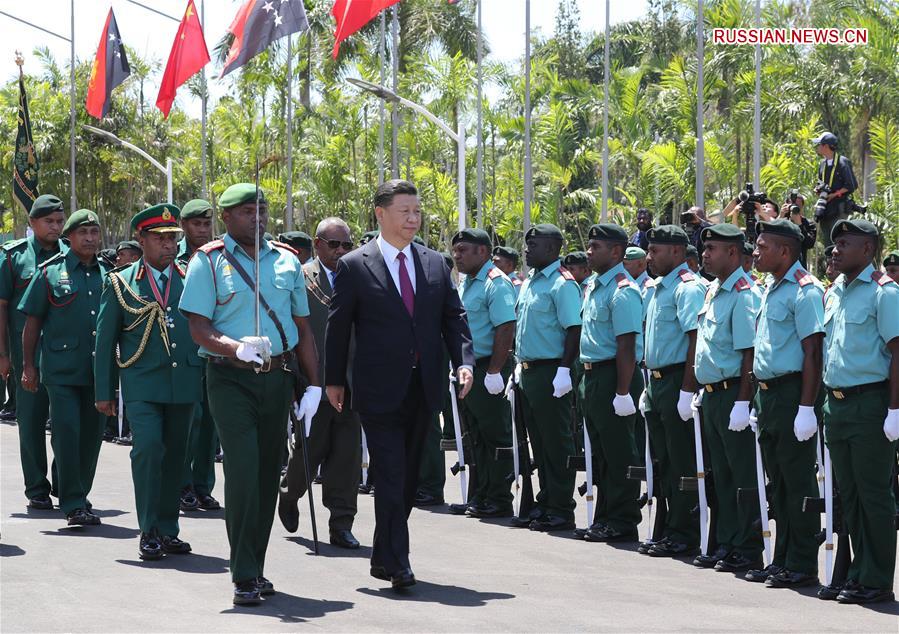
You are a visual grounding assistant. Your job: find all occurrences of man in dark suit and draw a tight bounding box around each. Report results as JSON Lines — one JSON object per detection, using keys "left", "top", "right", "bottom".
{"left": 279, "top": 217, "right": 361, "bottom": 550}
{"left": 325, "top": 180, "right": 475, "bottom": 589}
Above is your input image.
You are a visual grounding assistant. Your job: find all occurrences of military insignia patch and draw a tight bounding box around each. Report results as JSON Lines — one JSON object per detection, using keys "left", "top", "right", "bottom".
{"left": 162, "top": 210, "right": 172, "bottom": 221}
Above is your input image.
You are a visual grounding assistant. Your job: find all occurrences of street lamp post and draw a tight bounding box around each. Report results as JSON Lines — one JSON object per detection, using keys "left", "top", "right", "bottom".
{"left": 348, "top": 78, "right": 467, "bottom": 231}
{"left": 83, "top": 125, "right": 174, "bottom": 203}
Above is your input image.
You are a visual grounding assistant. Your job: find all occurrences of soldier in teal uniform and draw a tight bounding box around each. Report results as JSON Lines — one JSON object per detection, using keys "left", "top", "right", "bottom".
{"left": 745, "top": 219, "right": 824, "bottom": 588}
{"left": 578, "top": 224, "right": 644, "bottom": 542}
{"left": 690, "top": 223, "right": 763, "bottom": 571}
{"left": 510, "top": 223, "right": 582, "bottom": 532}
{"left": 95, "top": 204, "right": 203, "bottom": 562}
{"left": 0, "top": 194, "right": 66, "bottom": 510}
{"left": 19, "top": 209, "right": 109, "bottom": 526}
{"left": 623, "top": 246, "right": 651, "bottom": 295}
{"left": 451, "top": 228, "right": 516, "bottom": 517}
{"left": 881, "top": 249, "right": 898, "bottom": 283}
{"left": 492, "top": 246, "right": 523, "bottom": 298}
{"left": 176, "top": 198, "right": 220, "bottom": 512}
{"left": 821, "top": 219, "right": 899, "bottom": 604}
{"left": 562, "top": 251, "right": 592, "bottom": 295}
{"left": 180, "top": 183, "right": 320, "bottom": 606}
{"left": 641, "top": 225, "right": 705, "bottom": 557}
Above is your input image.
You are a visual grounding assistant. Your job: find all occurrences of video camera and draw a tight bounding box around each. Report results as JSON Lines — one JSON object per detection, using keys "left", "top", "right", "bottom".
{"left": 737, "top": 183, "right": 774, "bottom": 242}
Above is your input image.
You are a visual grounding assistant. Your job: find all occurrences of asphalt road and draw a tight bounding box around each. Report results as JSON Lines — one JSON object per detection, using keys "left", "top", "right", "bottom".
{"left": 1, "top": 420, "right": 897, "bottom": 632}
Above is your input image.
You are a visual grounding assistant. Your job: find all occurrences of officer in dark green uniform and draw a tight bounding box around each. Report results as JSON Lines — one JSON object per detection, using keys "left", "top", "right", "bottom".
{"left": 115, "top": 241, "right": 142, "bottom": 267}
{"left": 451, "top": 228, "right": 516, "bottom": 517}
{"left": 180, "top": 183, "right": 320, "bottom": 606}
{"left": 95, "top": 204, "right": 202, "bottom": 561}
{"left": 278, "top": 230, "right": 313, "bottom": 264}
{"left": 822, "top": 219, "right": 898, "bottom": 604}
{"left": 19, "top": 209, "right": 109, "bottom": 526}
{"left": 746, "top": 219, "right": 824, "bottom": 588}
{"left": 176, "top": 198, "right": 220, "bottom": 511}
{"left": 642, "top": 225, "right": 705, "bottom": 557}
{"left": 0, "top": 194, "right": 66, "bottom": 510}
{"left": 511, "top": 223, "right": 582, "bottom": 532}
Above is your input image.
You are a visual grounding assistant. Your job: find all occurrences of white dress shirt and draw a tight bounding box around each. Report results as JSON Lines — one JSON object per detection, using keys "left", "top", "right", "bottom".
{"left": 377, "top": 235, "right": 416, "bottom": 295}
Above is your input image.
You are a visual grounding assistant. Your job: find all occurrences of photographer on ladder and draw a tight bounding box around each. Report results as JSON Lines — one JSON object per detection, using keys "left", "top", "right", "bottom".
{"left": 812, "top": 132, "right": 858, "bottom": 248}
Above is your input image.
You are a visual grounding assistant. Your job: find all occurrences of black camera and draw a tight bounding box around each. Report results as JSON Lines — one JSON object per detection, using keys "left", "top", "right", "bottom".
{"left": 738, "top": 182, "right": 769, "bottom": 207}
{"left": 787, "top": 189, "right": 800, "bottom": 204}
{"left": 813, "top": 181, "right": 831, "bottom": 217}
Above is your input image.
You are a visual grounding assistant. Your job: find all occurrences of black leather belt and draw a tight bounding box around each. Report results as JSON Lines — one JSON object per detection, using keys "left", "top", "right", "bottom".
{"left": 754, "top": 372, "right": 802, "bottom": 390}
{"left": 703, "top": 377, "right": 741, "bottom": 393}
{"left": 647, "top": 363, "right": 685, "bottom": 380}
{"left": 583, "top": 359, "right": 616, "bottom": 371}
{"left": 827, "top": 381, "right": 888, "bottom": 400}
{"left": 521, "top": 358, "right": 561, "bottom": 370}
{"left": 208, "top": 353, "right": 286, "bottom": 373}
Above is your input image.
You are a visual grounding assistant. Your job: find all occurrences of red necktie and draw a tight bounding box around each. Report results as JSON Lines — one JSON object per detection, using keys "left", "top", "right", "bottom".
{"left": 396, "top": 252, "right": 415, "bottom": 317}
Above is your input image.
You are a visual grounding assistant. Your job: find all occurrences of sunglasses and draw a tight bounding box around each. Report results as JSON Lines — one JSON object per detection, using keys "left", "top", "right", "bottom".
{"left": 318, "top": 238, "right": 354, "bottom": 250}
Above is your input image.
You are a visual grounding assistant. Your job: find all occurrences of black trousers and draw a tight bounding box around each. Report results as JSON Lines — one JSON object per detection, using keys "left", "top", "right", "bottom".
{"left": 360, "top": 370, "right": 430, "bottom": 574}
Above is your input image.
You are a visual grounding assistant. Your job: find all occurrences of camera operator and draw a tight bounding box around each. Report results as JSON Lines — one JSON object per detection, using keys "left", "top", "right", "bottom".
{"left": 680, "top": 205, "right": 712, "bottom": 257}
{"left": 812, "top": 131, "right": 858, "bottom": 247}
{"left": 725, "top": 193, "right": 777, "bottom": 243}
{"left": 778, "top": 192, "right": 817, "bottom": 269}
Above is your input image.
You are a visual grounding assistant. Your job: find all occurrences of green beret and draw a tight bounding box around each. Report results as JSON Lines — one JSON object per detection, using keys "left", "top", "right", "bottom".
{"left": 562, "top": 251, "right": 588, "bottom": 266}
{"left": 359, "top": 230, "right": 379, "bottom": 245}
{"left": 742, "top": 241, "right": 755, "bottom": 257}
{"left": 219, "top": 183, "right": 265, "bottom": 209}
{"left": 278, "top": 231, "right": 312, "bottom": 250}
{"left": 647, "top": 224, "right": 688, "bottom": 246}
{"left": 686, "top": 245, "right": 699, "bottom": 259}
{"left": 700, "top": 222, "right": 744, "bottom": 244}
{"left": 131, "top": 203, "right": 182, "bottom": 233}
{"left": 824, "top": 244, "right": 836, "bottom": 259}
{"left": 181, "top": 198, "right": 213, "bottom": 220}
{"left": 524, "top": 223, "right": 563, "bottom": 241}
{"left": 452, "top": 228, "right": 492, "bottom": 248}
{"left": 116, "top": 240, "right": 142, "bottom": 253}
{"left": 883, "top": 250, "right": 899, "bottom": 267}
{"left": 831, "top": 218, "right": 879, "bottom": 242}
{"left": 29, "top": 194, "right": 64, "bottom": 219}
{"left": 624, "top": 246, "right": 646, "bottom": 261}
{"left": 492, "top": 245, "right": 519, "bottom": 262}
{"left": 757, "top": 219, "right": 802, "bottom": 243}
{"left": 587, "top": 223, "right": 628, "bottom": 243}
{"left": 62, "top": 209, "right": 100, "bottom": 236}
{"left": 412, "top": 235, "right": 426, "bottom": 246}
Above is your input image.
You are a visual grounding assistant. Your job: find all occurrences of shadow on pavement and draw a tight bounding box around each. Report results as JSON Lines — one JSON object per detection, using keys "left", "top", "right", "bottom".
{"left": 220, "top": 592, "right": 354, "bottom": 623}
{"left": 356, "top": 580, "right": 515, "bottom": 606}
{"left": 179, "top": 509, "right": 226, "bottom": 519}
{"left": 0, "top": 543, "right": 26, "bottom": 557}
{"left": 285, "top": 535, "right": 372, "bottom": 558}
{"left": 116, "top": 551, "right": 230, "bottom": 574}
{"left": 40, "top": 523, "right": 140, "bottom": 540}
{"left": 89, "top": 508, "right": 128, "bottom": 519}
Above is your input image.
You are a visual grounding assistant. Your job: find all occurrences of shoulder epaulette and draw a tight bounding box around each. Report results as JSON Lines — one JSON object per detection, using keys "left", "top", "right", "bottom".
{"left": 173, "top": 260, "right": 186, "bottom": 279}
{"left": 793, "top": 268, "right": 815, "bottom": 287}
{"left": 1, "top": 238, "right": 27, "bottom": 252}
{"left": 487, "top": 266, "right": 504, "bottom": 280}
{"left": 38, "top": 251, "right": 66, "bottom": 269}
{"left": 615, "top": 272, "right": 631, "bottom": 289}
{"left": 678, "top": 269, "right": 695, "bottom": 282}
{"left": 734, "top": 276, "right": 751, "bottom": 292}
{"left": 512, "top": 278, "right": 523, "bottom": 286}
{"left": 272, "top": 240, "right": 299, "bottom": 256}
{"left": 872, "top": 270, "right": 896, "bottom": 286}
{"left": 198, "top": 239, "right": 225, "bottom": 254}
{"left": 135, "top": 264, "right": 146, "bottom": 281}
{"left": 559, "top": 266, "right": 575, "bottom": 281}
{"left": 302, "top": 260, "right": 316, "bottom": 276}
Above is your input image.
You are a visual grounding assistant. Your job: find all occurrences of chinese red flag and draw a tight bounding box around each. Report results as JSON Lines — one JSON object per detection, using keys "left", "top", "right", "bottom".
{"left": 332, "top": 0, "right": 401, "bottom": 59}
{"left": 156, "top": 0, "right": 210, "bottom": 117}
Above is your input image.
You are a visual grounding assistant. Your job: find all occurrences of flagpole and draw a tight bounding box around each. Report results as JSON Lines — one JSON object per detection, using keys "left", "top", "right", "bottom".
{"left": 69, "top": 0, "right": 76, "bottom": 211}
{"left": 201, "top": 0, "right": 208, "bottom": 200}
{"left": 695, "top": 0, "right": 704, "bottom": 208}
{"left": 601, "top": 0, "right": 610, "bottom": 222}
{"left": 475, "top": 0, "right": 483, "bottom": 229}
{"left": 523, "top": 0, "right": 531, "bottom": 238}
{"left": 391, "top": 5, "right": 399, "bottom": 179}
{"left": 753, "top": 0, "right": 761, "bottom": 186}
{"left": 377, "top": 11, "right": 386, "bottom": 186}
{"left": 286, "top": 33, "right": 294, "bottom": 231}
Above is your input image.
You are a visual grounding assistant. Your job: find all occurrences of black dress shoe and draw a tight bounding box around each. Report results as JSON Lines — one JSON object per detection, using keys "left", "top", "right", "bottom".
{"left": 765, "top": 569, "right": 818, "bottom": 588}
{"left": 836, "top": 584, "right": 894, "bottom": 604}
{"left": 161, "top": 535, "right": 192, "bottom": 554}
{"left": 358, "top": 483, "right": 373, "bottom": 494}
{"left": 329, "top": 529, "right": 360, "bottom": 549}
{"left": 745, "top": 564, "right": 782, "bottom": 583}
{"left": 0, "top": 408, "right": 16, "bottom": 420}
{"left": 584, "top": 525, "right": 638, "bottom": 543}
{"left": 448, "top": 503, "right": 470, "bottom": 515}
{"left": 255, "top": 576, "right": 275, "bottom": 596}
{"left": 467, "top": 503, "right": 513, "bottom": 518}
{"left": 197, "top": 494, "right": 221, "bottom": 510}
{"left": 390, "top": 568, "right": 416, "bottom": 589}
{"left": 116, "top": 434, "right": 132, "bottom": 446}
{"left": 413, "top": 491, "right": 444, "bottom": 507}
{"left": 693, "top": 545, "right": 730, "bottom": 568}
{"left": 215, "top": 451, "right": 224, "bottom": 463}
{"left": 66, "top": 508, "right": 100, "bottom": 526}
{"left": 529, "top": 515, "right": 576, "bottom": 532}
{"left": 370, "top": 565, "right": 390, "bottom": 581}
{"left": 278, "top": 496, "right": 299, "bottom": 533}
{"left": 638, "top": 537, "right": 666, "bottom": 555}
{"left": 714, "top": 552, "right": 762, "bottom": 572}
{"left": 138, "top": 532, "right": 164, "bottom": 561}
{"left": 818, "top": 582, "right": 847, "bottom": 601}
{"left": 180, "top": 488, "right": 199, "bottom": 512}
{"left": 233, "top": 580, "right": 262, "bottom": 605}
{"left": 648, "top": 540, "right": 699, "bottom": 558}
{"left": 27, "top": 496, "right": 53, "bottom": 511}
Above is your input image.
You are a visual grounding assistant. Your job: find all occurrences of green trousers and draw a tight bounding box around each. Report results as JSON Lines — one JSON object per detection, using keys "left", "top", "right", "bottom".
{"left": 417, "top": 411, "right": 447, "bottom": 497}
{"left": 702, "top": 384, "right": 762, "bottom": 558}
{"left": 755, "top": 380, "right": 820, "bottom": 574}
{"left": 520, "top": 363, "right": 576, "bottom": 521}
{"left": 644, "top": 367, "right": 699, "bottom": 546}
{"left": 12, "top": 353, "right": 53, "bottom": 499}
{"left": 45, "top": 384, "right": 104, "bottom": 514}
{"left": 462, "top": 360, "right": 513, "bottom": 508}
{"left": 126, "top": 400, "right": 192, "bottom": 536}
{"left": 206, "top": 363, "right": 292, "bottom": 583}
{"left": 824, "top": 387, "right": 896, "bottom": 589}
{"left": 579, "top": 363, "right": 642, "bottom": 533}
{"left": 183, "top": 387, "right": 218, "bottom": 496}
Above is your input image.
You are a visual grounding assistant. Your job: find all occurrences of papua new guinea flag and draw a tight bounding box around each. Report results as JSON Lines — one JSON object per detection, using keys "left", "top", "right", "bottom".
{"left": 86, "top": 8, "right": 131, "bottom": 119}
{"left": 221, "top": 0, "right": 309, "bottom": 77}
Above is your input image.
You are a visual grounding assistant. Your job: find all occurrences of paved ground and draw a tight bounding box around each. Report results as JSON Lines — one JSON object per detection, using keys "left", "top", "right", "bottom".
{"left": 1, "top": 420, "right": 897, "bottom": 632}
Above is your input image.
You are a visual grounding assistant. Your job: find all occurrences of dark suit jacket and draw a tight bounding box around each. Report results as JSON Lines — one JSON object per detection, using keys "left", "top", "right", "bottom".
{"left": 325, "top": 238, "right": 474, "bottom": 415}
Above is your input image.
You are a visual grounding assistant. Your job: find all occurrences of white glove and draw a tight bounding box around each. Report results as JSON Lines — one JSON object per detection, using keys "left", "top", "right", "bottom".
{"left": 728, "top": 400, "right": 751, "bottom": 432}
{"left": 749, "top": 408, "right": 758, "bottom": 433}
{"left": 235, "top": 336, "right": 272, "bottom": 364}
{"left": 513, "top": 363, "right": 522, "bottom": 385}
{"left": 552, "top": 367, "right": 573, "bottom": 398}
{"left": 793, "top": 405, "right": 818, "bottom": 442}
{"left": 638, "top": 390, "right": 648, "bottom": 416}
{"left": 484, "top": 372, "right": 505, "bottom": 395}
{"left": 883, "top": 408, "right": 899, "bottom": 442}
{"left": 613, "top": 393, "right": 637, "bottom": 417}
{"left": 677, "top": 390, "right": 695, "bottom": 421}
{"left": 294, "top": 386, "right": 322, "bottom": 436}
